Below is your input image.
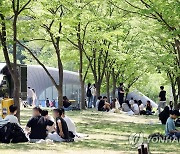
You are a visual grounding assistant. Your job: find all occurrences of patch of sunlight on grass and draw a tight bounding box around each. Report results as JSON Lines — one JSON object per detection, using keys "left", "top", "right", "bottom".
{"left": 0, "top": 108, "right": 178, "bottom": 153}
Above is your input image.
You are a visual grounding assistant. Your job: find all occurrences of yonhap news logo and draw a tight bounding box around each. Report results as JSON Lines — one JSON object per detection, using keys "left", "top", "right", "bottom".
{"left": 129, "top": 133, "right": 144, "bottom": 148}
{"left": 128, "top": 132, "right": 179, "bottom": 148}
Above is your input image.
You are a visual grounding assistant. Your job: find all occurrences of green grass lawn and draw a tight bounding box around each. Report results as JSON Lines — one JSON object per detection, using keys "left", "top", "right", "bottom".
{"left": 0, "top": 108, "right": 179, "bottom": 154}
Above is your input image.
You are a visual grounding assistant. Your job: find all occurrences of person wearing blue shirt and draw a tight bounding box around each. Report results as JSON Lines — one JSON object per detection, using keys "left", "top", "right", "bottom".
{"left": 165, "top": 110, "right": 180, "bottom": 139}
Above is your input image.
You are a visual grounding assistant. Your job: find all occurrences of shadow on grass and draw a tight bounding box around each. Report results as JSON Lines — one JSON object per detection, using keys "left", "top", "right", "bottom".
{"left": 0, "top": 108, "right": 176, "bottom": 153}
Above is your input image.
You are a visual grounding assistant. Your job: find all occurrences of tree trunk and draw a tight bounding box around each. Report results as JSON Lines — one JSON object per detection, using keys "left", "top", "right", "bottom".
{"left": 172, "top": 85, "right": 178, "bottom": 109}
{"left": 175, "top": 39, "right": 180, "bottom": 106}
{"left": 96, "top": 83, "right": 101, "bottom": 98}
{"left": 177, "top": 76, "right": 180, "bottom": 106}
{"left": 13, "top": 77, "right": 20, "bottom": 120}
{"left": 57, "top": 55, "right": 63, "bottom": 107}
{"left": 79, "top": 33, "right": 86, "bottom": 109}
{"left": 112, "top": 68, "right": 116, "bottom": 99}
{"left": 168, "top": 73, "right": 178, "bottom": 109}
{"left": 80, "top": 79, "right": 85, "bottom": 109}
{"left": 106, "top": 74, "right": 110, "bottom": 103}
{"left": 57, "top": 86, "right": 63, "bottom": 108}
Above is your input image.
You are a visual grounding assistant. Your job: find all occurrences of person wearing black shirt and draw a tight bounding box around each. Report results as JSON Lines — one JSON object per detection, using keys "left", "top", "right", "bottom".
{"left": 98, "top": 96, "right": 110, "bottom": 112}
{"left": 118, "top": 83, "right": 125, "bottom": 107}
{"left": 86, "top": 83, "right": 92, "bottom": 108}
{"left": 46, "top": 98, "right": 50, "bottom": 107}
{"left": 63, "top": 96, "right": 72, "bottom": 109}
{"left": 47, "top": 109, "right": 70, "bottom": 142}
{"left": 146, "top": 101, "right": 153, "bottom": 115}
{"left": 25, "top": 107, "right": 54, "bottom": 142}
{"left": 158, "top": 86, "right": 166, "bottom": 114}
{"left": 159, "top": 106, "right": 170, "bottom": 124}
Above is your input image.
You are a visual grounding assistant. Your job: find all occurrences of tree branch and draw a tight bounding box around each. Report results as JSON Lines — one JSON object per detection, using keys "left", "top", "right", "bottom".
{"left": 17, "top": 40, "right": 59, "bottom": 88}
{"left": 18, "top": 0, "right": 32, "bottom": 15}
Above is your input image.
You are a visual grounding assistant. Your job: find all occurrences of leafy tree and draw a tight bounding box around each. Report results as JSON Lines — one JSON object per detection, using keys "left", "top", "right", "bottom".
{"left": 17, "top": 0, "right": 70, "bottom": 107}
{"left": 0, "top": 0, "right": 32, "bottom": 120}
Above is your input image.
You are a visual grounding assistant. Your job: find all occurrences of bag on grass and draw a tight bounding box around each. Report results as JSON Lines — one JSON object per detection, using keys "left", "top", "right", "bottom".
{"left": 0, "top": 122, "right": 28, "bottom": 143}
{"left": 148, "top": 132, "right": 164, "bottom": 141}
{"left": 175, "top": 118, "right": 180, "bottom": 127}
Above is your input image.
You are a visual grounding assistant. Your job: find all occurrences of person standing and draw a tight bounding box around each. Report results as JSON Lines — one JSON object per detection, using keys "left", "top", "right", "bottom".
{"left": 46, "top": 98, "right": 50, "bottom": 107}
{"left": 91, "top": 84, "right": 97, "bottom": 108}
{"left": 118, "top": 83, "right": 125, "bottom": 107}
{"left": 86, "top": 83, "right": 92, "bottom": 108}
{"left": 32, "top": 89, "right": 37, "bottom": 106}
{"left": 158, "top": 86, "right": 166, "bottom": 114}
{"left": 27, "top": 87, "right": 33, "bottom": 106}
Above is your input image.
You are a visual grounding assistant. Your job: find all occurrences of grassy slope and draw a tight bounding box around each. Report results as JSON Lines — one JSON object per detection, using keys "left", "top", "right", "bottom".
{"left": 0, "top": 108, "right": 179, "bottom": 154}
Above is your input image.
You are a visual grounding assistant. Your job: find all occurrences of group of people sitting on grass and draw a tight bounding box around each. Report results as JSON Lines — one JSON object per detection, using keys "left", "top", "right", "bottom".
{"left": 0, "top": 105, "right": 79, "bottom": 143}
{"left": 96, "top": 96, "right": 154, "bottom": 116}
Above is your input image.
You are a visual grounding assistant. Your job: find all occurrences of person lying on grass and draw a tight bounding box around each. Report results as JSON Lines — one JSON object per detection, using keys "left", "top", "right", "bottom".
{"left": 165, "top": 110, "right": 180, "bottom": 139}
{"left": 47, "top": 109, "right": 71, "bottom": 142}
{"left": 25, "top": 107, "right": 54, "bottom": 142}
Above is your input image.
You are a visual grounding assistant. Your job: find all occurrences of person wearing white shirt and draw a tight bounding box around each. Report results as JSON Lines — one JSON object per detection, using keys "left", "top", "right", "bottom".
{"left": 32, "top": 89, "right": 37, "bottom": 106}
{"left": 4, "top": 105, "right": 20, "bottom": 127}
{"left": 27, "top": 87, "right": 34, "bottom": 106}
{"left": 132, "top": 100, "right": 140, "bottom": 115}
{"left": 91, "top": 84, "right": 97, "bottom": 108}
{"left": 129, "top": 97, "right": 134, "bottom": 105}
{"left": 61, "top": 108, "right": 77, "bottom": 136}
{"left": 138, "top": 100, "right": 146, "bottom": 115}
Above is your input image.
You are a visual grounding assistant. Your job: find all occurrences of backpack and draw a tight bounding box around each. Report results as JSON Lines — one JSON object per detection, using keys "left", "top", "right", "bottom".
{"left": 148, "top": 132, "right": 164, "bottom": 141}
{"left": 68, "top": 131, "right": 75, "bottom": 139}
{"left": 0, "top": 122, "right": 28, "bottom": 143}
{"left": 175, "top": 118, "right": 180, "bottom": 127}
{"left": 86, "top": 88, "right": 92, "bottom": 97}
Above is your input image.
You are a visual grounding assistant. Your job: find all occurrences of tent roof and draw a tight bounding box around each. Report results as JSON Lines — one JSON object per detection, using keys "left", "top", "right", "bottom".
{"left": 0, "top": 63, "right": 80, "bottom": 97}
{"left": 127, "top": 90, "right": 158, "bottom": 108}
{"left": 27, "top": 65, "right": 80, "bottom": 97}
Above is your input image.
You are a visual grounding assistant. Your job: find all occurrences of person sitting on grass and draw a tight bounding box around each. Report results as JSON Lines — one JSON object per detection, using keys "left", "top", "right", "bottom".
{"left": 96, "top": 96, "right": 102, "bottom": 110}
{"left": 47, "top": 109, "right": 70, "bottom": 142}
{"left": 111, "top": 98, "right": 120, "bottom": 109}
{"left": 98, "top": 96, "right": 111, "bottom": 112}
{"left": 146, "top": 100, "right": 153, "bottom": 115}
{"left": 138, "top": 100, "right": 146, "bottom": 115}
{"left": 129, "top": 97, "right": 134, "bottom": 105}
{"left": 4, "top": 105, "right": 20, "bottom": 126}
{"left": 63, "top": 96, "right": 72, "bottom": 110}
{"left": 165, "top": 110, "right": 180, "bottom": 139}
{"left": 25, "top": 107, "right": 54, "bottom": 142}
{"left": 159, "top": 106, "right": 170, "bottom": 125}
{"left": 41, "top": 110, "right": 54, "bottom": 122}
{"left": 41, "top": 110, "right": 55, "bottom": 133}
{"left": 61, "top": 108, "right": 76, "bottom": 137}
{"left": 122, "top": 100, "right": 131, "bottom": 112}
{"left": 132, "top": 100, "right": 140, "bottom": 115}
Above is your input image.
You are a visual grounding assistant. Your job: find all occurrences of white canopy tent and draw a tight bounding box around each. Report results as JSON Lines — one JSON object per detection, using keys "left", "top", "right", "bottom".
{"left": 27, "top": 65, "right": 80, "bottom": 98}
{"left": 0, "top": 63, "right": 80, "bottom": 99}
{"left": 127, "top": 90, "right": 158, "bottom": 108}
